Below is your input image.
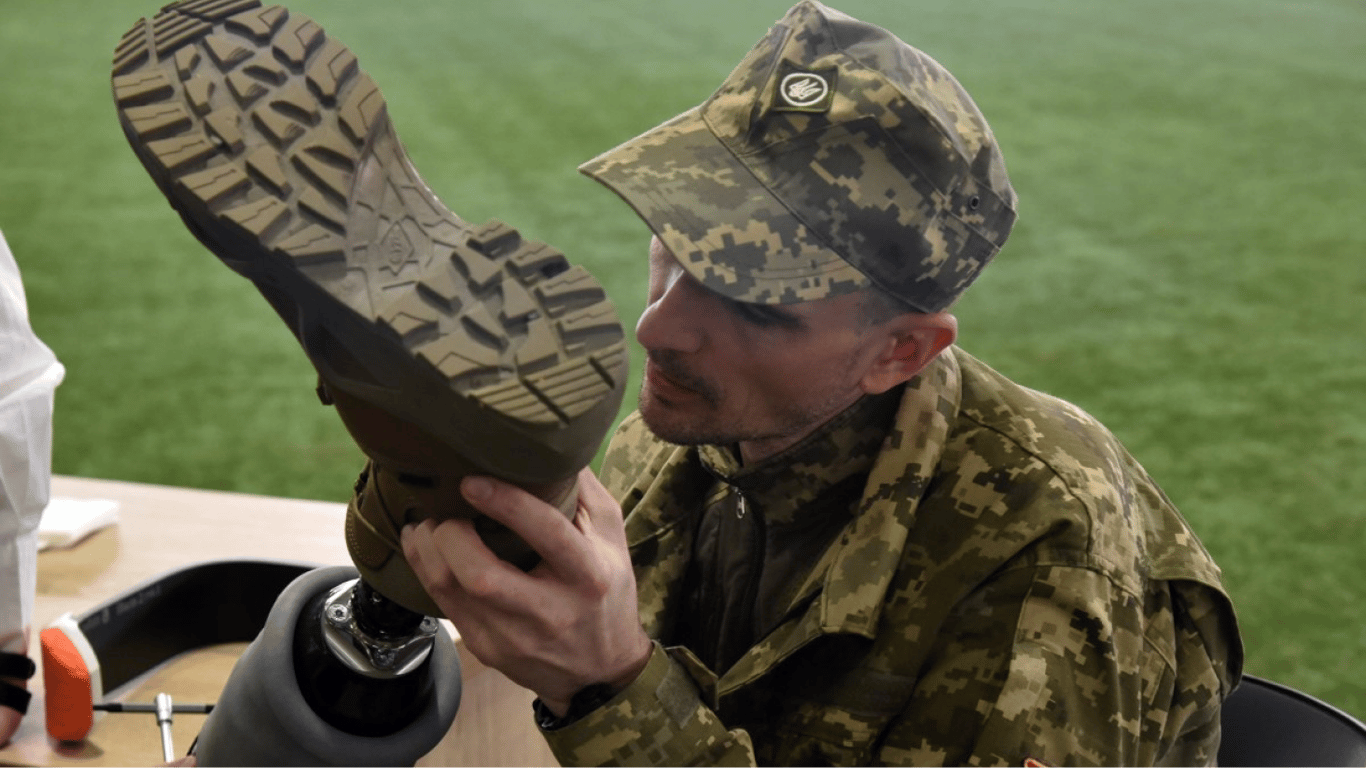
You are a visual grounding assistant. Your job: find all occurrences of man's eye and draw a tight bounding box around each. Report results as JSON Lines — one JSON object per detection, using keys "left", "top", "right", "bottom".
{"left": 729, "top": 300, "right": 802, "bottom": 330}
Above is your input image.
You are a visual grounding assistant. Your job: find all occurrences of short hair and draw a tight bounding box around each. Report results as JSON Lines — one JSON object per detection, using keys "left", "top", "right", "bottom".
{"left": 857, "top": 284, "right": 920, "bottom": 327}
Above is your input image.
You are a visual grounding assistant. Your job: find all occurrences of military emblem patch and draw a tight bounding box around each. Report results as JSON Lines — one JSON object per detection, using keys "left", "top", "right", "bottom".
{"left": 773, "top": 62, "right": 836, "bottom": 113}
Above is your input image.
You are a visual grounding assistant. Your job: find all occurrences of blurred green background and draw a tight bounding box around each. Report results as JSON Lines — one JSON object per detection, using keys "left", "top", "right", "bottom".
{"left": 2, "top": 0, "right": 1362, "bottom": 719}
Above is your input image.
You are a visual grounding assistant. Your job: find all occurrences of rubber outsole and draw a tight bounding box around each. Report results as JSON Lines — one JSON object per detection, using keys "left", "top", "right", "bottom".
{"left": 111, "top": 0, "right": 627, "bottom": 485}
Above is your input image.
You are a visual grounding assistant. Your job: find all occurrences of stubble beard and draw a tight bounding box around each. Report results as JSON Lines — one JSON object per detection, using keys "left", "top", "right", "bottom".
{"left": 638, "top": 351, "right": 863, "bottom": 450}
{"left": 638, "top": 350, "right": 726, "bottom": 446}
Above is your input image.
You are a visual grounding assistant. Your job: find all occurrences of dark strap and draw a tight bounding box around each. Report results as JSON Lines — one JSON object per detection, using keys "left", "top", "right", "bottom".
{"left": 0, "top": 651, "right": 35, "bottom": 680}
{"left": 71, "top": 559, "right": 315, "bottom": 693}
{"left": 0, "top": 678, "right": 31, "bottom": 715}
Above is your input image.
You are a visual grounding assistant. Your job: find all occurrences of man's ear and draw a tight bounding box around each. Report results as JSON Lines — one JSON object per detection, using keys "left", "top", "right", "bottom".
{"left": 860, "top": 313, "right": 957, "bottom": 394}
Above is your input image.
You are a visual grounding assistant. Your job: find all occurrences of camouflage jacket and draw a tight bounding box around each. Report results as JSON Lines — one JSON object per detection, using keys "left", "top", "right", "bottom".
{"left": 541, "top": 347, "right": 1242, "bottom": 766}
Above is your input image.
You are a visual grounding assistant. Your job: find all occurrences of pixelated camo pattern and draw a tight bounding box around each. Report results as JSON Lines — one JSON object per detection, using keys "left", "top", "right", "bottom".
{"left": 544, "top": 347, "right": 1241, "bottom": 766}
{"left": 580, "top": 1, "right": 1017, "bottom": 312}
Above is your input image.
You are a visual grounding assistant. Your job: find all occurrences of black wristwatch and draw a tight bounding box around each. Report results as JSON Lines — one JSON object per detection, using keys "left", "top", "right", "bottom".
{"left": 533, "top": 682, "right": 618, "bottom": 731}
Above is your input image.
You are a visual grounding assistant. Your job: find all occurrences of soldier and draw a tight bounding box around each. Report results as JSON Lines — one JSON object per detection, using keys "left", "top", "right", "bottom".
{"left": 402, "top": 1, "right": 1243, "bottom": 765}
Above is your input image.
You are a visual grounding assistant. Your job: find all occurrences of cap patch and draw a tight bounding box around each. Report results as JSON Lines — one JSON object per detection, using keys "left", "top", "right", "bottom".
{"left": 774, "top": 63, "right": 836, "bottom": 113}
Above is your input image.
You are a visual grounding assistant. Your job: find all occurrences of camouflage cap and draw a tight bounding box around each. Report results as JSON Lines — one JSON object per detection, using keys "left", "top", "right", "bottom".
{"left": 580, "top": 0, "right": 1017, "bottom": 312}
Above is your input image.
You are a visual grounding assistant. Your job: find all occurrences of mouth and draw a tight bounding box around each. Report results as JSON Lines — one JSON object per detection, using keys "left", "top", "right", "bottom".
{"left": 645, "top": 360, "right": 693, "bottom": 396}
{"left": 644, "top": 355, "right": 708, "bottom": 403}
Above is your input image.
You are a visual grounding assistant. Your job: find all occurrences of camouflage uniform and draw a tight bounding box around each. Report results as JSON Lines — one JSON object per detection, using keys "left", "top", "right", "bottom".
{"left": 540, "top": 347, "right": 1241, "bottom": 766}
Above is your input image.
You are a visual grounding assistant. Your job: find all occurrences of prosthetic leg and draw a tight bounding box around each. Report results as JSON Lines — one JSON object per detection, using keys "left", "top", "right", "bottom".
{"left": 110, "top": 1, "right": 626, "bottom": 763}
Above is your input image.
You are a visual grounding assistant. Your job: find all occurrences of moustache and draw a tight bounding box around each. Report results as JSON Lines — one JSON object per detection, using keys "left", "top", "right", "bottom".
{"left": 646, "top": 350, "right": 717, "bottom": 402}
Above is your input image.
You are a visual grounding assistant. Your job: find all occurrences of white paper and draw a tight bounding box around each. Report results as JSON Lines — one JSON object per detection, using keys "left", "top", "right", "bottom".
{"left": 37, "top": 497, "right": 119, "bottom": 550}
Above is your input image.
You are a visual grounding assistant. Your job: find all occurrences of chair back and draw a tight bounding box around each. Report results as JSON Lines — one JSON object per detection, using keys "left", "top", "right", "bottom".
{"left": 1218, "top": 674, "right": 1366, "bottom": 767}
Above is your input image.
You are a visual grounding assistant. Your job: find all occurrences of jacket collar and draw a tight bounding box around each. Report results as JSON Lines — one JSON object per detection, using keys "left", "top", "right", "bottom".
{"left": 694, "top": 383, "right": 902, "bottom": 527}
{"left": 719, "top": 351, "right": 963, "bottom": 691}
{"left": 808, "top": 349, "right": 962, "bottom": 636}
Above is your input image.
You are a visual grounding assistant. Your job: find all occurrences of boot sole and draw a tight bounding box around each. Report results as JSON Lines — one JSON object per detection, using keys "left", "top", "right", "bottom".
{"left": 111, "top": 0, "right": 627, "bottom": 484}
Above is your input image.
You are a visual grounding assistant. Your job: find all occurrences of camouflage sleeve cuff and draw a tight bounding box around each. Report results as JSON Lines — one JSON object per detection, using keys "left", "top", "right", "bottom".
{"left": 539, "top": 641, "right": 755, "bottom": 766}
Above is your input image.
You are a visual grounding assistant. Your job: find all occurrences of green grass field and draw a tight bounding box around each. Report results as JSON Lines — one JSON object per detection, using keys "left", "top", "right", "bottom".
{"left": 3, "top": 0, "right": 1362, "bottom": 720}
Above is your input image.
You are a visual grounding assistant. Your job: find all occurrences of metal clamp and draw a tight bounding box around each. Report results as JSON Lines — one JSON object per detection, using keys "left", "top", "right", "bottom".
{"left": 320, "top": 579, "right": 438, "bottom": 678}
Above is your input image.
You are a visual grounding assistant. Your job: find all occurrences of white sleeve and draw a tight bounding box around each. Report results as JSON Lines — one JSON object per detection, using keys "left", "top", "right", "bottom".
{"left": 0, "top": 229, "right": 64, "bottom": 653}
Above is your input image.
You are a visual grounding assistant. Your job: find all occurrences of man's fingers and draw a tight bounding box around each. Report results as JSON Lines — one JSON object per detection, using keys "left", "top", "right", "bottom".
{"left": 396, "top": 472, "right": 647, "bottom": 710}
{"left": 428, "top": 517, "right": 524, "bottom": 598}
{"left": 575, "top": 468, "right": 625, "bottom": 530}
{"left": 406, "top": 472, "right": 630, "bottom": 610}
{"left": 403, "top": 519, "right": 480, "bottom": 601}
{"left": 400, "top": 519, "right": 442, "bottom": 586}
{"left": 459, "top": 476, "right": 584, "bottom": 571}
{"left": 399, "top": 519, "right": 557, "bottom": 673}
{"left": 402, "top": 517, "right": 529, "bottom": 607}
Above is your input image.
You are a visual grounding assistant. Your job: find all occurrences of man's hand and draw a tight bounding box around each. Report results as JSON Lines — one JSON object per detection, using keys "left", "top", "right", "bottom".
{"left": 400, "top": 467, "right": 652, "bottom": 717}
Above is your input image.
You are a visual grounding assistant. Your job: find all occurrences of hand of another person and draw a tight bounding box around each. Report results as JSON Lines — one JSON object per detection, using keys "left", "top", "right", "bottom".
{"left": 0, "top": 683, "right": 24, "bottom": 747}
{"left": 401, "top": 468, "right": 652, "bottom": 717}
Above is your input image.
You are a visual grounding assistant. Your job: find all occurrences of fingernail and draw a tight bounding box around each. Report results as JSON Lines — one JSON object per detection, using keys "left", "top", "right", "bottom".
{"left": 463, "top": 476, "right": 492, "bottom": 501}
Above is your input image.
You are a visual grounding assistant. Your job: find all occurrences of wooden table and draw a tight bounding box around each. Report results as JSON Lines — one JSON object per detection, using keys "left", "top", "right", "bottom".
{"left": 0, "top": 476, "right": 557, "bottom": 766}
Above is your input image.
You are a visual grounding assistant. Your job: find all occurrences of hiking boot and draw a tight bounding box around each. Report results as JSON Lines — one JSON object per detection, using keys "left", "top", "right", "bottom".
{"left": 111, "top": 0, "right": 628, "bottom": 616}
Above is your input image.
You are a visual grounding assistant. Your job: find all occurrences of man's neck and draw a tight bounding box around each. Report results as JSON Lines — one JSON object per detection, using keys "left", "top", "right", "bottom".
{"left": 736, "top": 391, "right": 868, "bottom": 466}
{"left": 738, "top": 432, "right": 811, "bottom": 466}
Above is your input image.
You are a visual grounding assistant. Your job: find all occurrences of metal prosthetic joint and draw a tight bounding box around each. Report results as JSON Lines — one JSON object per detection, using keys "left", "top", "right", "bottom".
{"left": 320, "top": 578, "right": 438, "bottom": 678}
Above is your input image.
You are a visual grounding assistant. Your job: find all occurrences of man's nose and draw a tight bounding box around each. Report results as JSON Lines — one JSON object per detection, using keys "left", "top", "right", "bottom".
{"left": 635, "top": 270, "right": 704, "bottom": 354}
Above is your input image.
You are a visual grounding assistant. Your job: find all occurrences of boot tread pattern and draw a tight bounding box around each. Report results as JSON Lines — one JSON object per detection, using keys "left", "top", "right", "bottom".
{"left": 113, "top": 0, "right": 626, "bottom": 430}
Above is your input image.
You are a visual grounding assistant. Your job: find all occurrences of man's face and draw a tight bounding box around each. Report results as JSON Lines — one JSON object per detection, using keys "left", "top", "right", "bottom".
{"left": 635, "top": 237, "right": 887, "bottom": 460}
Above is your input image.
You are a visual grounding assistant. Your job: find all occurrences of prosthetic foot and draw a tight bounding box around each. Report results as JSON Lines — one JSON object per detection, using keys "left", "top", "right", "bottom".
{"left": 111, "top": 0, "right": 627, "bottom": 616}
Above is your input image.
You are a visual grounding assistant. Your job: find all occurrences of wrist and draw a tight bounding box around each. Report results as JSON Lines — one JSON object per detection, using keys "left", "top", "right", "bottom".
{"left": 606, "top": 632, "right": 653, "bottom": 694}
{"left": 535, "top": 637, "right": 655, "bottom": 729}
{"left": 534, "top": 682, "right": 617, "bottom": 731}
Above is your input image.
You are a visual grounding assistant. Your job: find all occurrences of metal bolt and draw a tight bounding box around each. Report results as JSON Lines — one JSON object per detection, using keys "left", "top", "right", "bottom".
{"left": 371, "top": 648, "right": 396, "bottom": 668}
{"left": 326, "top": 602, "right": 351, "bottom": 625}
{"left": 419, "top": 617, "right": 438, "bottom": 633}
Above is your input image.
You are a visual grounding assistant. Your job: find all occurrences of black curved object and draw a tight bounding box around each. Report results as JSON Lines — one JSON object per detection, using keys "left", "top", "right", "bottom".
{"left": 1218, "top": 674, "right": 1366, "bottom": 767}
{"left": 71, "top": 558, "right": 317, "bottom": 692}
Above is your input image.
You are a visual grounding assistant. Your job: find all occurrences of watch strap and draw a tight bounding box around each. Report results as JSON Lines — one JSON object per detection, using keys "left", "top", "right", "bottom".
{"left": 534, "top": 682, "right": 617, "bottom": 731}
